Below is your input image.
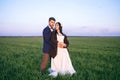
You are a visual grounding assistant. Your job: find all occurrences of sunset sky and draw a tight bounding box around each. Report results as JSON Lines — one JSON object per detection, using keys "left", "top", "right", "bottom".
{"left": 0, "top": 0, "right": 120, "bottom": 36}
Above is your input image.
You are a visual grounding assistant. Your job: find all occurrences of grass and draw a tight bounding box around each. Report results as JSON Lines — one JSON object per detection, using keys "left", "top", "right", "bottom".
{"left": 0, "top": 37, "right": 120, "bottom": 80}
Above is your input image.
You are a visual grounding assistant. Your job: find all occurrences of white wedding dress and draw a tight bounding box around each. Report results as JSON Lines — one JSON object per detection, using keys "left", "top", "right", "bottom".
{"left": 49, "top": 34, "right": 76, "bottom": 77}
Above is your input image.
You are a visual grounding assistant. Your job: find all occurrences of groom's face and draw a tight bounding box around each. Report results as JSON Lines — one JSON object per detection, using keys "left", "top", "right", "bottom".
{"left": 49, "top": 20, "right": 55, "bottom": 28}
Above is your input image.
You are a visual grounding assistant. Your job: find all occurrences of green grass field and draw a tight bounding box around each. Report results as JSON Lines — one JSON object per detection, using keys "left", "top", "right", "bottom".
{"left": 0, "top": 37, "right": 120, "bottom": 80}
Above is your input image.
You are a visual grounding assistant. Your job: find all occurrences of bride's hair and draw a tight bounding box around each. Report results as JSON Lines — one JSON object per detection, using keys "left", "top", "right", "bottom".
{"left": 55, "top": 22, "right": 64, "bottom": 35}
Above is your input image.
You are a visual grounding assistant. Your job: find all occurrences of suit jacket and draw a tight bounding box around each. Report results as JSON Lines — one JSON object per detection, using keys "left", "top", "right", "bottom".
{"left": 49, "top": 32, "right": 69, "bottom": 58}
{"left": 43, "top": 26, "right": 56, "bottom": 53}
{"left": 49, "top": 31, "right": 58, "bottom": 58}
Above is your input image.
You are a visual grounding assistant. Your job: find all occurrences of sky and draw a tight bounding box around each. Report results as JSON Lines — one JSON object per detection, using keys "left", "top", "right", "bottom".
{"left": 0, "top": 0, "right": 120, "bottom": 36}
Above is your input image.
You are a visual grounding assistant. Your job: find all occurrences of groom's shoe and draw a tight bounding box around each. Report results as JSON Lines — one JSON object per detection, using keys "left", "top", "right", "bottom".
{"left": 40, "top": 71, "right": 44, "bottom": 75}
{"left": 40, "top": 69, "right": 45, "bottom": 75}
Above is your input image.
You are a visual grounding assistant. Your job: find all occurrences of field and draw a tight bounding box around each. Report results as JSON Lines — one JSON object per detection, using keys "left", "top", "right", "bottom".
{"left": 0, "top": 37, "right": 120, "bottom": 80}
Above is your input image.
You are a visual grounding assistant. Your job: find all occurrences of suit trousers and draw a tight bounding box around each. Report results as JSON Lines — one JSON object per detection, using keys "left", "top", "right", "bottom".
{"left": 40, "top": 53, "right": 49, "bottom": 72}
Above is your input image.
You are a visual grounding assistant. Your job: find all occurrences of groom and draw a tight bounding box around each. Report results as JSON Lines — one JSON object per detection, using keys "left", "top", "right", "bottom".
{"left": 40, "top": 17, "right": 62, "bottom": 74}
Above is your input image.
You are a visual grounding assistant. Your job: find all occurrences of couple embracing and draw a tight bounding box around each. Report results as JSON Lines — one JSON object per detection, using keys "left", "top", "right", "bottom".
{"left": 40, "top": 17, "right": 76, "bottom": 77}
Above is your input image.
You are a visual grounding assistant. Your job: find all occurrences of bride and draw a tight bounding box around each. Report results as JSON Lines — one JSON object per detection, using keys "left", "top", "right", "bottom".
{"left": 49, "top": 22, "right": 76, "bottom": 77}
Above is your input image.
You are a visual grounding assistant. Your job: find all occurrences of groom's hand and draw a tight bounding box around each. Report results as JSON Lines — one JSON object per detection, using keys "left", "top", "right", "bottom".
{"left": 57, "top": 42, "right": 66, "bottom": 48}
{"left": 57, "top": 42, "right": 63, "bottom": 48}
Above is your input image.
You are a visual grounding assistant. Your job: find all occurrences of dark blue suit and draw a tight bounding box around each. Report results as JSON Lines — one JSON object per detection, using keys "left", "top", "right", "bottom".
{"left": 43, "top": 26, "right": 55, "bottom": 53}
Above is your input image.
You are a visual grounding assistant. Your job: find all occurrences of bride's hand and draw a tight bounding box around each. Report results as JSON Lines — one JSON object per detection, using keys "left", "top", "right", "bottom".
{"left": 62, "top": 43, "right": 66, "bottom": 47}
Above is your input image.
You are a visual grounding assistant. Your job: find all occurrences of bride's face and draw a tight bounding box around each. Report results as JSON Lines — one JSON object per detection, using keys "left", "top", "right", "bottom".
{"left": 55, "top": 23, "right": 59, "bottom": 31}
